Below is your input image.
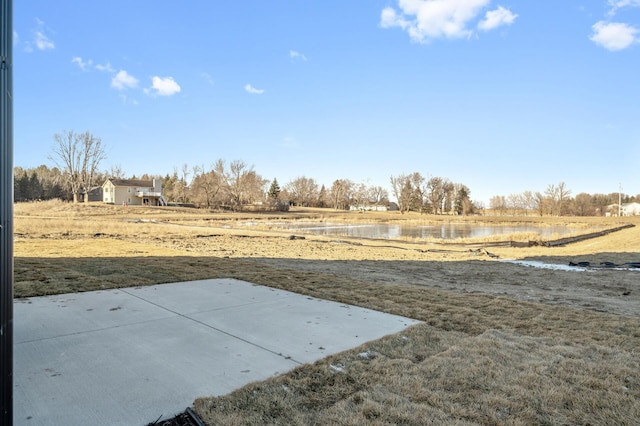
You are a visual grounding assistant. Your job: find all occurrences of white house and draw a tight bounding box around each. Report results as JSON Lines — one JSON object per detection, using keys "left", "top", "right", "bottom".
{"left": 102, "top": 178, "right": 166, "bottom": 206}
{"left": 607, "top": 202, "right": 640, "bottom": 216}
{"left": 621, "top": 202, "right": 640, "bottom": 216}
{"left": 349, "top": 204, "right": 389, "bottom": 212}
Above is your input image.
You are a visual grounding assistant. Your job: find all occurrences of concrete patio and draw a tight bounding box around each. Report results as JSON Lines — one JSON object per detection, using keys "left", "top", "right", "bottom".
{"left": 14, "top": 278, "right": 420, "bottom": 425}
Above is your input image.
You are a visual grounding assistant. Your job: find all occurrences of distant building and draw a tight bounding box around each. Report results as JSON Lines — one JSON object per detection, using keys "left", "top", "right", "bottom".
{"left": 606, "top": 202, "right": 640, "bottom": 216}
{"left": 102, "top": 178, "right": 166, "bottom": 206}
{"left": 82, "top": 186, "right": 103, "bottom": 202}
{"left": 349, "top": 204, "right": 389, "bottom": 212}
{"left": 622, "top": 202, "right": 640, "bottom": 216}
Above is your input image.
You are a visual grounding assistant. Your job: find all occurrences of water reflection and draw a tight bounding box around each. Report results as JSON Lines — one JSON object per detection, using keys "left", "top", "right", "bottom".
{"left": 267, "top": 222, "right": 577, "bottom": 241}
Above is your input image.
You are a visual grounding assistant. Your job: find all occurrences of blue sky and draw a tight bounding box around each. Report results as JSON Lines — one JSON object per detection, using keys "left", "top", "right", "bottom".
{"left": 13, "top": 1, "right": 640, "bottom": 204}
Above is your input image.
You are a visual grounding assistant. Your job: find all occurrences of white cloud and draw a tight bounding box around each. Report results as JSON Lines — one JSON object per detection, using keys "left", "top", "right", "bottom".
{"left": 13, "top": 31, "right": 18, "bottom": 46}
{"left": 478, "top": 6, "right": 517, "bottom": 31}
{"left": 33, "top": 18, "right": 55, "bottom": 50}
{"left": 381, "top": 0, "right": 510, "bottom": 43}
{"left": 26, "top": 19, "right": 55, "bottom": 52}
{"left": 289, "top": 50, "right": 308, "bottom": 61}
{"left": 381, "top": 7, "right": 410, "bottom": 30}
{"left": 149, "top": 76, "right": 181, "bottom": 96}
{"left": 95, "top": 62, "right": 115, "bottom": 73}
{"left": 245, "top": 84, "right": 265, "bottom": 94}
{"left": 71, "top": 56, "right": 93, "bottom": 70}
{"left": 35, "top": 31, "right": 55, "bottom": 50}
{"left": 590, "top": 21, "right": 638, "bottom": 50}
{"left": 607, "top": 0, "right": 640, "bottom": 16}
{"left": 111, "top": 70, "right": 139, "bottom": 90}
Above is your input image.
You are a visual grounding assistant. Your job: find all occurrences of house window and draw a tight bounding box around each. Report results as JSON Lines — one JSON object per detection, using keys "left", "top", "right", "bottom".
{"left": 128, "top": 187, "right": 131, "bottom": 193}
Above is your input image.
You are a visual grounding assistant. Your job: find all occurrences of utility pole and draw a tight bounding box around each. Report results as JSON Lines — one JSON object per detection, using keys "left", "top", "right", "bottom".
{"left": 619, "top": 183, "right": 622, "bottom": 217}
{"left": 1, "top": 0, "right": 14, "bottom": 423}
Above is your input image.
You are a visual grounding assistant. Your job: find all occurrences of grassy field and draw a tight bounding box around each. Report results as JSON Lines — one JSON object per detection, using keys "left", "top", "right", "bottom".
{"left": 13, "top": 200, "right": 640, "bottom": 425}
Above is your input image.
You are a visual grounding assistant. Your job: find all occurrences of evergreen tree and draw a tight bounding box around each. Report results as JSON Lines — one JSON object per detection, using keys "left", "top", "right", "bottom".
{"left": 317, "top": 185, "right": 327, "bottom": 208}
{"left": 163, "top": 173, "right": 177, "bottom": 202}
{"left": 268, "top": 178, "right": 281, "bottom": 200}
{"left": 28, "top": 172, "right": 43, "bottom": 200}
{"left": 454, "top": 184, "right": 472, "bottom": 215}
{"left": 14, "top": 171, "right": 28, "bottom": 201}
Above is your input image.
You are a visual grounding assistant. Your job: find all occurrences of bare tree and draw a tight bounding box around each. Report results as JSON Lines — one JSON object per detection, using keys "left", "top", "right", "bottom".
{"left": 285, "top": 176, "right": 319, "bottom": 207}
{"left": 489, "top": 195, "right": 507, "bottom": 215}
{"left": 521, "top": 191, "right": 536, "bottom": 215}
{"left": 241, "top": 170, "right": 269, "bottom": 205}
{"left": 368, "top": 185, "right": 389, "bottom": 206}
{"left": 507, "top": 193, "right": 523, "bottom": 215}
{"left": 218, "top": 160, "right": 267, "bottom": 209}
{"left": 390, "top": 174, "right": 412, "bottom": 214}
{"left": 545, "top": 182, "right": 572, "bottom": 216}
{"left": 442, "top": 179, "right": 455, "bottom": 214}
{"left": 167, "top": 164, "right": 191, "bottom": 204}
{"left": 179, "top": 164, "right": 191, "bottom": 203}
{"left": 533, "top": 191, "right": 545, "bottom": 216}
{"left": 556, "top": 182, "right": 572, "bottom": 216}
{"left": 351, "top": 182, "right": 369, "bottom": 209}
{"left": 191, "top": 160, "right": 225, "bottom": 208}
{"left": 573, "top": 193, "right": 594, "bottom": 216}
{"left": 330, "top": 179, "right": 353, "bottom": 210}
{"left": 225, "top": 160, "right": 251, "bottom": 208}
{"left": 591, "top": 193, "right": 614, "bottom": 216}
{"left": 108, "top": 164, "right": 126, "bottom": 179}
{"left": 409, "top": 172, "right": 426, "bottom": 213}
{"left": 426, "top": 176, "right": 448, "bottom": 214}
{"left": 544, "top": 184, "right": 558, "bottom": 215}
{"left": 49, "top": 130, "right": 107, "bottom": 203}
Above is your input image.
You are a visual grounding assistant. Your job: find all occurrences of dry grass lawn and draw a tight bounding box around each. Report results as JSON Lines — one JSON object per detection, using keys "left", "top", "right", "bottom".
{"left": 13, "top": 200, "right": 640, "bottom": 425}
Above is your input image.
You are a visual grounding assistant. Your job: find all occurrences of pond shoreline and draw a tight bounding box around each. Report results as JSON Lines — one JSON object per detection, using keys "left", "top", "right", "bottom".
{"left": 238, "top": 220, "right": 622, "bottom": 246}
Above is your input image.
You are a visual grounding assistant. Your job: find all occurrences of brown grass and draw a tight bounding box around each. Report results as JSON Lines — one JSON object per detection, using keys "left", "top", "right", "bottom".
{"left": 195, "top": 326, "right": 639, "bottom": 425}
{"left": 13, "top": 202, "right": 640, "bottom": 425}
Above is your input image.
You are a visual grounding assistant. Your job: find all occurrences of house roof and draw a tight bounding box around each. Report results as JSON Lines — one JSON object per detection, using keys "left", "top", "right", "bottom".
{"left": 103, "top": 178, "right": 154, "bottom": 188}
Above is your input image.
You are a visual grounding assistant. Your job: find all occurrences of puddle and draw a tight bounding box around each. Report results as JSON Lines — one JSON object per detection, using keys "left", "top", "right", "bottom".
{"left": 500, "top": 260, "right": 591, "bottom": 272}
{"left": 501, "top": 260, "right": 640, "bottom": 272}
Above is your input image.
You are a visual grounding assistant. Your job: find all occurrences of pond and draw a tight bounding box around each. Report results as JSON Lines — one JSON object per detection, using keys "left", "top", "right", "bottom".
{"left": 255, "top": 222, "right": 581, "bottom": 241}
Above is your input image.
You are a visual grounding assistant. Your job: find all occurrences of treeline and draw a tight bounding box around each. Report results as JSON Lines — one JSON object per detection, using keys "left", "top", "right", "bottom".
{"left": 14, "top": 164, "right": 637, "bottom": 217}
{"left": 13, "top": 164, "right": 152, "bottom": 203}
{"left": 163, "top": 162, "right": 473, "bottom": 214}
{"left": 390, "top": 172, "right": 474, "bottom": 215}
{"left": 163, "top": 161, "right": 271, "bottom": 210}
{"left": 22, "top": 130, "right": 634, "bottom": 216}
{"left": 14, "top": 161, "right": 464, "bottom": 214}
{"left": 162, "top": 160, "right": 392, "bottom": 211}
{"left": 489, "top": 182, "right": 639, "bottom": 216}
{"left": 14, "top": 165, "right": 75, "bottom": 202}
